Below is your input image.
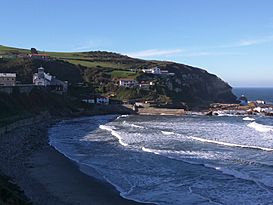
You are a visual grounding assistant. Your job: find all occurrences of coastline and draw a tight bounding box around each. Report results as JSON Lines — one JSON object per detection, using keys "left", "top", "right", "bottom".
{"left": 0, "top": 114, "right": 152, "bottom": 205}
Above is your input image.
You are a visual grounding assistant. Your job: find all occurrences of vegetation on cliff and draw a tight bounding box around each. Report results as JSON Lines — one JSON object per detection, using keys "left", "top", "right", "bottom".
{"left": 0, "top": 45, "right": 237, "bottom": 108}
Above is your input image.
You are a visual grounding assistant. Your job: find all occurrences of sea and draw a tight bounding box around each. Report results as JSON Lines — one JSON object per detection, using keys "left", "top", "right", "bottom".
{"left": 49, "top": 88, "right": 273, "bottom": 205}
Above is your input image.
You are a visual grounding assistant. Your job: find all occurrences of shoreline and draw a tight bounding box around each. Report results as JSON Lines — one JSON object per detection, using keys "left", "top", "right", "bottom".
{"left": 0, "top": 115, "right": 152, "bottom": 205}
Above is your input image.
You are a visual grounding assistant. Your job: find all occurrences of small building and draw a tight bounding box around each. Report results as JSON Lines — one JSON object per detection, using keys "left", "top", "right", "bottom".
{"left": 82, "top": 98, "right": 95, "bottom": 104}
{"left": 96, "top": 96, "right": 109, "bottom": 104}
{"left": 0, "top": 73, "right": 16, "bottom": 86}
{"left": 142, "top": 67, "right": 161, "bottom": 75}
{"left": 256, "top": 100, "right": 265, "bottom": 105}
{"left": 119, "top": 79, "right": 138, "bottom": 88}
{"left": 238, "top": 95, "right": 248, "bottom": 106}
{"left": 33, "top": 67, "right": 68, "bottom": 93}
{"left": 139, "top": 83, "right": 150, "bottom": 90}
{"left": 29, "top": 54, "right": 49, "bottom": 60}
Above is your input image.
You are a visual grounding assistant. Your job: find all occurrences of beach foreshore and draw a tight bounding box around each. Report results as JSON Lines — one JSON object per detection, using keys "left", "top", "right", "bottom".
{"left": 0, "top": 116, "right": 152, "bottom": 205}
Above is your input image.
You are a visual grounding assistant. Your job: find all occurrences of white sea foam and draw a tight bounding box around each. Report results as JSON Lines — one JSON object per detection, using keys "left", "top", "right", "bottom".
{"left": 204, "top": 163, "right": 252, "bottom": 181}
{"left": 141, "top": 147, "right": 273, "bottom": 193}
{"left": 189, "top": 136, "right": 273, "bottom": 151}
{"left": 122, "top": 121, "right": 144, "bottom": 129}
{"left": 243, "top": 117, "right": 255, "bottom": 121}
{"left": 247, "top": 122, "right": 273, "bottom": 133}
{"left": 161, "top": 131, "right": 175, "bottom": 135}
{"left": 117, "top": 115, "right": 129, "bottom": 119}
{"left": 99, "top": 125, "right": 128, "bottom": 146}
{"left": 141, "top": 147, "right": 222, "bottom": 161}
{"left": 142, "top": 147, "right": 160, "bottom": 154}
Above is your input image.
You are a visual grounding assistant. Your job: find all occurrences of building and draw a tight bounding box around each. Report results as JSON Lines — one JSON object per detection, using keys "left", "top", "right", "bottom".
{"left": 82, "top": 98, "right": 95, "bottom": 104}
{"left": 238, "top": 95, "right": 248, "bottom": 106}
{"left": 119, "top": 79, "right": 138, "bottom": 88}
{"left": 142, "top": 67, "right": 161, "bottom": 75}
{"left": 33, "top": 67, "right": 68, "bottom": 93}
{"left": 96, "top": 96, "right": 109, "bottom": 104}
{"left": 29, "top": 54, "right": 49, "bottom": 60}
{"left": 139, "top": 83, "right": 150, "bottom": 90}
{"left": 0, "top": 73, "right": 16, "bottom": 86}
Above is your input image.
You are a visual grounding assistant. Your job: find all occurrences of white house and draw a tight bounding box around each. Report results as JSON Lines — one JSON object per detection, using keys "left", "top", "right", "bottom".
{"left": 96, "top": 96, "right": 109, "bottom": 104}
{"left": 82, "top": 98, "right": 95, "bottom": 104}
{"left": 142, "top": 67, "right": 161, "bottom": 75}
{"left": 33, "top": 67, "right": 68, "bottom": 93}
{"left": 0, "top": 73, "right": 16, "bottom": 86}
{"left": 119, "top": 79, "right": 138, "bottom": 88}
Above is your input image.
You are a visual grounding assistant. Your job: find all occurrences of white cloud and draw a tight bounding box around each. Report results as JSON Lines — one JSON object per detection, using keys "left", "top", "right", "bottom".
{"left": 126, "top": 49, "right": 183, "bottom": 58}
{"left": 217, "top": 35, "right": 273, "bottom": 48}
{"left": 237, "top": 36, "right": 273, "bottom": 46}
{"left": 182, "top": 51, "right": 242, "bottom": 57}
{"left": 71, "top": 40, "right": 98, "bottom": 51}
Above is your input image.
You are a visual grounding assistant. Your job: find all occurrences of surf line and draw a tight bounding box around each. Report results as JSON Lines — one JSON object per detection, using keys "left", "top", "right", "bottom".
{"left": 189, "top": 136, "right": 273, "bottom": 151}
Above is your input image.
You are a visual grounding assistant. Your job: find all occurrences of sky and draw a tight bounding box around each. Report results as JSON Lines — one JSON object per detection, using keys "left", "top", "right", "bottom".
{"left": 1, "top": 0, "right": 273, "bottom": 87}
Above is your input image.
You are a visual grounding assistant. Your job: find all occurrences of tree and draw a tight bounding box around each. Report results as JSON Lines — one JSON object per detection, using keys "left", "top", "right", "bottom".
{"left": 30, "top": 48, "right": 38, "bottom": 54}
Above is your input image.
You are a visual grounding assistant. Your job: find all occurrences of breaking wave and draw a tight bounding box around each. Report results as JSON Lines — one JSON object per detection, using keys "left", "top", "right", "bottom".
{"left": 189, "top": 136, "right": 273, "bottom": 151}
{"left": 243, "top": 117, "right": 255, "bottom": 121}
{"left": 161, "top": 131, "right": 175, "bottom": 135}
{"left": 247, "top": 122, "right": 273, "bottom": 133}
{"left": 99, "top": 125, "right": 128, "bottom": 146}
{"left": 141, "top": 147, "right": 273, "bottom": 192}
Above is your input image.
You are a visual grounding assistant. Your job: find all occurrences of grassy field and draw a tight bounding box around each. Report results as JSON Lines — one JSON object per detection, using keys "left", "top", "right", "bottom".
{"left": 0, "top": 45, "right": 142, "bottom": 70}
{"left": 66, "top": 59, "right": 129, "bottom": 69}
{"left": 111, "top": 70, "right": 138, "bottom": 79}
{"left": 0, "top": 45, "right": 29, "bottom": 55}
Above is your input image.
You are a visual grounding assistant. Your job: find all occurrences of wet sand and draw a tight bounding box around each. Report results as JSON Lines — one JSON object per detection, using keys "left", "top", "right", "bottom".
{"left": 0, "top": 117, "right": 152, "bottom": 205}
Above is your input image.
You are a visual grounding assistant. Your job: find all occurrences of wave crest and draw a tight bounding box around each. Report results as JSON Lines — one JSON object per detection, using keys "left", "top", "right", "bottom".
{"left": 99, "top": 125, "right": 128, "bottom": 146}
{"left": 247, "top": 122, "right": 273, "bottom": 133}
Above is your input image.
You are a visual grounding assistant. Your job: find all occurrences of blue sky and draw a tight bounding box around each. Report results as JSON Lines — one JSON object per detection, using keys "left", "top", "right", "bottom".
{"left": 1, "top": 0, "right": 273, "bottom": 87}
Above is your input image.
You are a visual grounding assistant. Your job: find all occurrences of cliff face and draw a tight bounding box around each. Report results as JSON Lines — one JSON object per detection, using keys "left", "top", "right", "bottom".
{"left": 163, "top": 63, "right": 236, "bottom": 106}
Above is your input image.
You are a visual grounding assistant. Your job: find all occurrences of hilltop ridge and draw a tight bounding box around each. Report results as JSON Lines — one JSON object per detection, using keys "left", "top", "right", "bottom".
{"left": 0, "top": 45, "right": 237, "bottom": 108}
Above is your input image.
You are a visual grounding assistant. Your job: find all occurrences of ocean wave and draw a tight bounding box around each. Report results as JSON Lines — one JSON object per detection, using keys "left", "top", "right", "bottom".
{"left": 141, "top": 147, "right": 273, "bottom": 192}
{"left": 161, "top": 131, "right": 175, "bottom": 135}
{"left": 117, "top": 115, "right": 129, "bottom": 119}
{"left": 189, "top": 136, "right": 273, "bottom": 151}
{"left": 247, "top": 122, "right": 273, "bottom": 133}
{"left": 243, "top": 117, "right": 255, "bottom": 121}
{"left": 122, "top": 121, "right": 144, "bottom": 129}
{"left": 141, "top": 147, "right": 219, "bottom": 160}
{"left": 99, "top": 125, "right": 128, "bottom": 146}
{"left": 141, "top": 147, "right": 160, "bottom": 154}
{"left": 204, "top": 164, "right": 273, "bottom": 192}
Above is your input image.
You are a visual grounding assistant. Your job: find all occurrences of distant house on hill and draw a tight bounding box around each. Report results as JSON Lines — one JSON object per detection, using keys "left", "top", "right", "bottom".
{"left": 96, "top": 95, "right": 109, "bottom": 104}
{"left": 119, "top": 79, "right": 138, "bottom": 88}
{"left": 33, "top": 67, "right": 68, "bottom": 93}
{"left": 81, "top": 95, "right": 109, "bottom": 105}
{"left": 142, "top": 67, "right": 162, "bottom": 75}
{"left": 29, "top": 53, "right": 49, "bottom": 60}
{"left": 0, "top": 73, "right": 16, "bottom": 86}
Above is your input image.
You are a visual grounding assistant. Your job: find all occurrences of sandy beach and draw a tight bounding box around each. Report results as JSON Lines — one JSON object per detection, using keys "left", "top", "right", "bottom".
{"left": 0, "top": 116, "right": 151, "bottom": 205}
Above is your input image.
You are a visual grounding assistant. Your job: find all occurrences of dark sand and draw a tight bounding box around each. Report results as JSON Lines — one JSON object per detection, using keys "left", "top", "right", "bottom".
{"left": 28, "top": 146, "right": 149, "bottom": 205}
{"left": 0, "top": 117, "right": 152, "bottom": 205}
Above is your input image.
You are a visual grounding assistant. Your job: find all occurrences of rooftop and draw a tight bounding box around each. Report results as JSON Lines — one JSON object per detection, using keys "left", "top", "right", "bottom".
{"left": 0, "top": 73, "right": 16, "bottom": 77}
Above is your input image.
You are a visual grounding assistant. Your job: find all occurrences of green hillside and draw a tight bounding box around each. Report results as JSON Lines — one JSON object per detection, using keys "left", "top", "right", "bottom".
{"left": 0, "top": 45, "right": 237, "bottom": 108}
